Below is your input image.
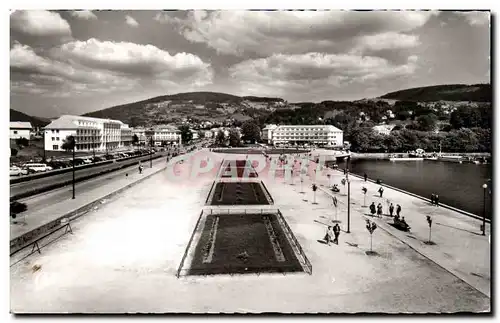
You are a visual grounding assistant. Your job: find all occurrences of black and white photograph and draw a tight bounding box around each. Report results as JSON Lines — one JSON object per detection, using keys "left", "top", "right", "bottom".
{"left": 7, "top": 5, "right": 492, "bottom": 315}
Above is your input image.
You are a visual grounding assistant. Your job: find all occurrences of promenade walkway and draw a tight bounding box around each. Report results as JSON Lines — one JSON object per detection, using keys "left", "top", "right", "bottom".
{"left": 297, "top": 158, "right": 491, "bottom": 298}
{"left": 9, "top": 151, "right": 490, "bottom": 313}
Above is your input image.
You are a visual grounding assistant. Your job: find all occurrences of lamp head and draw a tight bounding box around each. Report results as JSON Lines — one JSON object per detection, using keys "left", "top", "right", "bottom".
{"left": 483, "top": 184, "right": 488, "bottom": 189}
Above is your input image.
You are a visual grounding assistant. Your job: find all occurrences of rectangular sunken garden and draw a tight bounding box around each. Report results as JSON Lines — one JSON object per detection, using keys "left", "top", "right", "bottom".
{"left": 220, "top": 160, "right": 259, "bottom": 178}
{"left": 187, "top": 213, "right": 304, "bottom": 275}
{"left": 208, "top": 181, "right": 271, "bottom": 205}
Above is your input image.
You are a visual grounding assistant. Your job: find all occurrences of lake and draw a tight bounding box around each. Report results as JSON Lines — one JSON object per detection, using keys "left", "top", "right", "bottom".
{"left": 346, "top": 159, "right": 492, "bottom": 217}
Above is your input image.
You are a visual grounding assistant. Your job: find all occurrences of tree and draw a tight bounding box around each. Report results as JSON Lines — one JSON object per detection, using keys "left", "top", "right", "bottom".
{"left": 10, "top": 148, "right": 18, "bottom": 157}
{"left": 132, "top": 134, "right": 139, "bottom": 146}
{"left": 449, "top": 105, "right": 482, "bottom": 129}
{"left": 365, "top": 219, "right": 377, "bottom": 253}
{"left": 215, "top": 130, "right": 226, "bottom": 146}
{"left": 61, "top": 135, "right": 76, "bottom": 151}
{"left": 416, "top": 113, "right": 437, "bottom": 132}
{"left": 241, "top": 120, "right": 261, "bottom": 143}
{"left": 15, "top": 137, "right": 29, "bottom": 147}
{"left": 178, "top": 125, "right": 193, "bottom": 144}
{"left": 228, "top": 128, "right": 241, "bottom": 147}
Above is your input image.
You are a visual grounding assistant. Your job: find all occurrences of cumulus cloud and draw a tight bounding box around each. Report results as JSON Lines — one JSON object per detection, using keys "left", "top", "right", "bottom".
{"left": 228, "top": 52, "right": 418, "bottom": 98}
{"left": 456, "top": 11, "right": 490, "bottom": 26}
{"left": 10, "top": 39, "right": 213, "bottom": 97}
{"left": 11, "top": 10, "right": 72, "bottom": 37}
{"left": 173, "top": 10, "right": 437, "bottom": 56}
{"left": 154, "top": 12, "right": 171, "bottom": 24}
{"left": 125, "top": 15, "right": 139, "bottom": 27}
{"left": 71, "top": 10, "right": 98, "bottom": 20}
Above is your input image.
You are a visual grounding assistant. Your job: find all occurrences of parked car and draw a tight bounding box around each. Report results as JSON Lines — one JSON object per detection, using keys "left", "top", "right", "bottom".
{"left": 92, "top": 156, "right": 104, "bottom": 163}
{"left": 10, "top": 166, "right": 28, "bottom": 176}
{"left": 23, "top": 163, "right": 52, "bottom": 173}
{"left": 82, "top": 158, "right": 92, "bottom": 164}
{"left": 104, "top": 154, "right": 115, "bottom": 160}
{"left": 72, "top": 158, "right": 85, "bottom": 166}
{"left": 47, "top": 160, "right": 67, "bottom": 169}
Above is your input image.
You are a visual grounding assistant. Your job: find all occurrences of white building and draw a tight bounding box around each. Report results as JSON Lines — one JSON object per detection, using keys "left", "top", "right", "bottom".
{"left": 43, "top": 115, "right": 129, "bottom": 152}
{"left": 132, "top": 127, "right": 146, "bottom": 145}
{"left": 372, "top": 124, "right": 396, "bottom": 136}
{"left": 263, "top": 124, "right": 343, "bottom": 147}
{"left": 262, "top": 124, "right": 278, "bottom": 143}
{"left": 151, "top": 125, "right": 180, "bottom": 146}
{"left": 10, "top": 122, "right": 32, "bottom": 140}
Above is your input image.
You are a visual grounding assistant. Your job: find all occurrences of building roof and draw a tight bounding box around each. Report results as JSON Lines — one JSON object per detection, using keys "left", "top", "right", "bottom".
{"left": 10, "top": 121, "right": 32, "bottom": 129}
{"left": 275, "top": 124, "right": 343, "bottom": 132}
{"left": 44, "top": 115, "right": 124, "bottom": 129}
{"left": 372, "top": 124, "right": 396, "bottom": 132}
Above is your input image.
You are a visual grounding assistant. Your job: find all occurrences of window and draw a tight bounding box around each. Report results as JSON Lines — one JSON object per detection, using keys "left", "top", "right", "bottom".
{"left": 53, "top": 145, "right": 58, "bottom": 150}
{"left": 56, "top": 130, "right": 59, "bottom": 133}
{"left": 56, "top": 137, "right": 59, "bottom": 141}
{"left": 13, "top": 130, "right": 18, "bottom": 134}
{"left": 52, "top": 137, "right": 55, "bottom": 141}
{"left": 52, "top": 130, "right": 55, "bottom": 133}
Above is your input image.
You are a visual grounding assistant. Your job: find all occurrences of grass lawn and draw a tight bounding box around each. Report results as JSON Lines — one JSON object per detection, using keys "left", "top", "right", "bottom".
{"left": 188, "top": 213, "right": 303, "bottom": 275}
{"left": 208, "top": 182, "right": 270, "bottom": 205}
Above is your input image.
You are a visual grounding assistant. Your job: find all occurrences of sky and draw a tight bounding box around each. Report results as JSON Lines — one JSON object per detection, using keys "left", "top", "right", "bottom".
{"left": 9, "top": 10, "right": 491, "bottom": 118}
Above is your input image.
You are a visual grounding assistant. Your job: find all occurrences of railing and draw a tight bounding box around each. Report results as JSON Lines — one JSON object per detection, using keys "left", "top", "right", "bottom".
{"left": 176, "top": 210, "right": 205, "bottom": 278}
{"left": 10, "top": 220, "right": 73, "bottom": 258}
{"left": 276, "top": 210, "right": 312, "bottom": 275}
{"left": 205, "top": 181, "right": 216, "bottom": 205}
{"left": 260, "top": 181, "right": 275, "bottom": 205}
{"left": 204, "top": 208, "right": 280, "bottom": 216}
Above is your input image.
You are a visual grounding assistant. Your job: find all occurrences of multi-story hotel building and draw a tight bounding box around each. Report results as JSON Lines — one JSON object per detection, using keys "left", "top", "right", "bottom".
{"left": 262, "top": 124, "right": 343, "bottom": 147}
{"left": 10, "top": 122, "right": 32, "bottom": 140}
{"left": 151, "top": 125, "right": 180, "bottom": 146}
{"left": 43, "top": 115, "right": 131, "bottom": 152}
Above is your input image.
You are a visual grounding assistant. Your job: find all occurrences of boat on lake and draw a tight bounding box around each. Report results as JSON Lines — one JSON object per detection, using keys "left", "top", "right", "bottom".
{"left": 389, "top": 157, "right": 424, "bottom": 161}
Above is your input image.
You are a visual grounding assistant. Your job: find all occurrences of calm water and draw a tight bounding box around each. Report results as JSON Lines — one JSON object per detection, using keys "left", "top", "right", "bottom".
{"left": 346, "top": 160, "right": 492, "bottom": 217}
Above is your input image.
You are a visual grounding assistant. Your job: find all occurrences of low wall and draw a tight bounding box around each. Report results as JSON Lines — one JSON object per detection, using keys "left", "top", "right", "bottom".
{"left": 350, "top": 152, "right": 491, "bottom": 160}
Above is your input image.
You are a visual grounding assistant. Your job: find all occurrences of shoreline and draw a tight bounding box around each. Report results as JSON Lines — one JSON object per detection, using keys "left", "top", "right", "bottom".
{"left": 350, "top": 152, "right": 491, "bottom": 160}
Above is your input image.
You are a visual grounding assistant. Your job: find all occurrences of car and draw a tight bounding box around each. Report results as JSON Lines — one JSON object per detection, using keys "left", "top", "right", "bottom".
{"left": 82, "top": 158, "right": 92, "bottom": 164}
{"left": 47, "top": 160, "right": 66, "bottom": 169}
{"left": 104, "top": 154, "right": 115, "bottom": 160}
{"left": 92, "top": 156, "right": 104, "bottom": 163}
{"left": 72, "top": 158, "right": 85, "bottom": 166}
{"left": 10, "top": 166, "right": 28, "bottom": 176}
{"left": 23, "top": 163, "right": 52, "bottom": 173}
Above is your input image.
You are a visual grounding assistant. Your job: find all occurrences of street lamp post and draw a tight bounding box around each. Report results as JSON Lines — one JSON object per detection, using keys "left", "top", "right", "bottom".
{"left": 72, "top": 137, "right": 76, "bottom": 199}
{"left": 346, "top": 156, "right": 351, "bottom": 233}
{"left": 482, "top": 183, "right": 487, "bottom": 235}
{"left": 150, "top": 137, "right": 153, "bottom": 168}
{"left": 347, "top": 178, "right": 351, "bottom": 233}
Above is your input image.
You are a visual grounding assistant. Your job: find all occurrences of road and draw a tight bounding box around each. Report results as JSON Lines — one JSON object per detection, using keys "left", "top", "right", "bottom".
{"left": 16, "top": 155, "right": 168, "bottom": 216}
{"left": 10, "top": 152, "right": 165, "bottom": 199}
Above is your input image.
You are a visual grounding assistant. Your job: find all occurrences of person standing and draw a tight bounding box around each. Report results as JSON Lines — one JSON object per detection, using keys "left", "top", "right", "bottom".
{"left": 435, "top": 194, "right": 439, "bottom": 207}
{"left": 389, "top": 203, "right": 394, "bottom": 217}
{"left": 370, "top": 202, "right": 376, "bottom": 217}
{"left": 333, "top": 223, "right": 341, "bottom": 245}
{"left": 396, "top": 204, "right": 402, "bottom": 217}
{"left": 377, "top": 203, "right": 383, "bottom": 218}
{"left": 364, "top": 173, "right": 368, "bottom": 182}
{"left": 324, "top": 226, "right": 334, "bottom": 246}
{"left": 431, "top": 194, "right": 435, "bottom": 205}
{"left": 378, "top": 186, "right": 384, "bottom": 197}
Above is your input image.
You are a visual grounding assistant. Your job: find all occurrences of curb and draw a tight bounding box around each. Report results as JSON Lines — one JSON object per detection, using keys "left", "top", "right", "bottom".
{"left": 10, "top": 162, "right": 169, "bottom": 253}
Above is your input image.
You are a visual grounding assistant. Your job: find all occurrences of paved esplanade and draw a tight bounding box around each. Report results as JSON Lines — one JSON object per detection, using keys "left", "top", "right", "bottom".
{"left": 10, "top": 150, "right": 490, "bottom": 313}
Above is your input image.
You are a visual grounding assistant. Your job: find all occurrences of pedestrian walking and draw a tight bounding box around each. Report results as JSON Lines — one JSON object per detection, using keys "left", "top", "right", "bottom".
{"left": 370, "top": 202, "right": 376, "bottom": 217}
{"left": 430, "top": 194, "right": 435, "bottom": 205}
{"left": 396, "top": 204, "right": 402, "bottom": 217}
{"left": 364, "top": 173, "right": 368, "bottom": 182}
{"left": 389, "top": 203, "right": 394, "bottom": 217}
{"left": 377, "top": 203, "right": 383, "bottom": 218}
{"left": 333, "top": 223, "right": 341, "bottom": 244}
{"left": 378, "top": 186, "right": 384, "bottom": 197}
{"left": 324, "top": 226, "right": 334, "bottom": 246}
{"left": 435, "top": 194, "right": 439, "bottom": 207}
